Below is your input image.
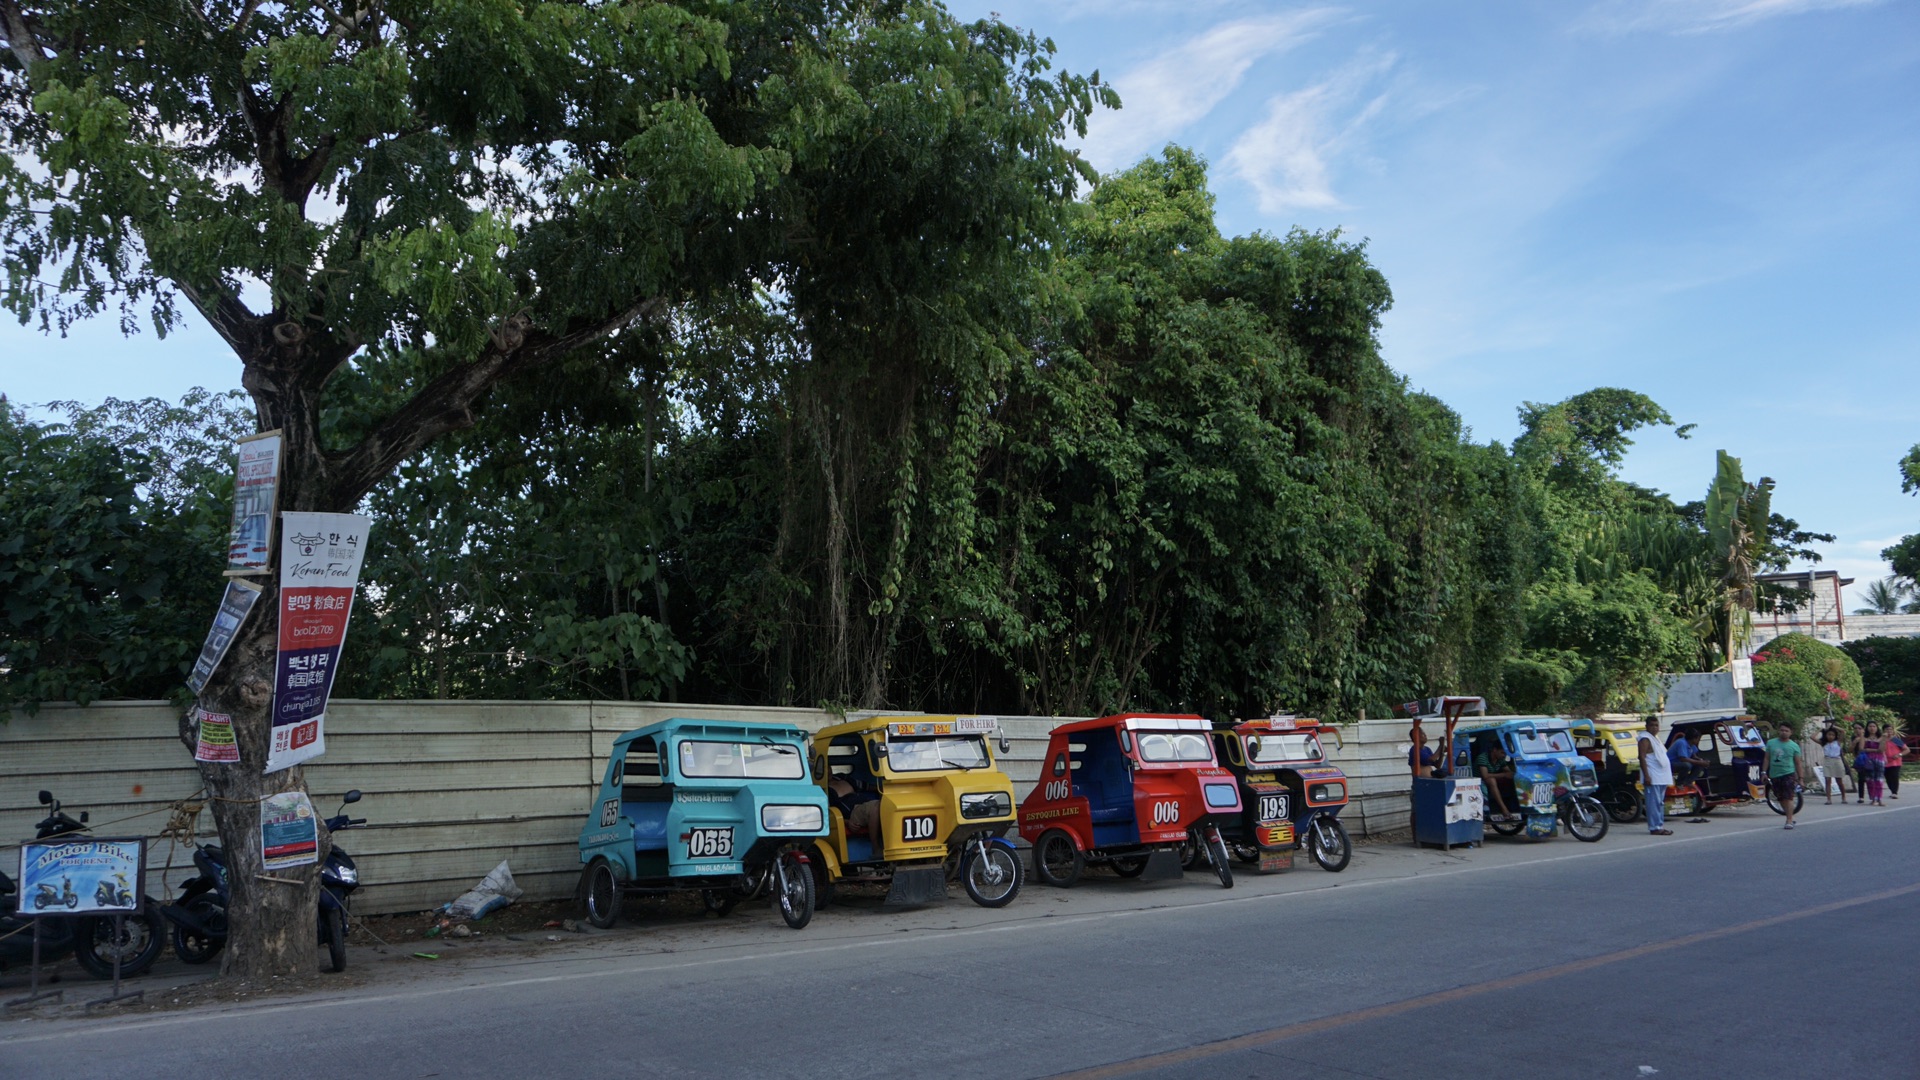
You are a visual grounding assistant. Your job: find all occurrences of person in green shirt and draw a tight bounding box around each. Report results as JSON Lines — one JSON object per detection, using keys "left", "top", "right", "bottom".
{"left": 1765, "top": 723, "right": 1803, "bottom": 830}
{"left": 1474, "top": 739, "right": 1516, "bottom": 821}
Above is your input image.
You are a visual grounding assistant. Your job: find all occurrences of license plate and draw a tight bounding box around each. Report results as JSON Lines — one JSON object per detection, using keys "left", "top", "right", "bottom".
{"left": 686, "top": 827, "right": 734, "bottom": 858}
{"left": 1258, "top": 793, "right": 1290, "bottom": 823}
{"left": 1528, "top": 785, "right": 1553, "bottom": 808}
{"left": 902, "top": 815, "right": 938, "bottom": 843}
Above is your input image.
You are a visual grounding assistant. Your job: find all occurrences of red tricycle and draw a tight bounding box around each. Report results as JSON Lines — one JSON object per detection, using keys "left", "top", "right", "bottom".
{"left": 1019, "top": 714, "right": 1244, "bottom": 888}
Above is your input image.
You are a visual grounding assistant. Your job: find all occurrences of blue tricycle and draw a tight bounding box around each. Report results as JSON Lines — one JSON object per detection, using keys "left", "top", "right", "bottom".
{"left": 1447, "top": 717, "right": 1610, "bottom": 842}
{"left": 577, "top": 718, "right": 830, "bottom": 930}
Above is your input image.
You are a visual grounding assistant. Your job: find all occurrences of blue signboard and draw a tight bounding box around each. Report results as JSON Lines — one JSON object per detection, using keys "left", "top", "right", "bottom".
{"left": 16, "top": 838, "right": 146, "bottom": 915}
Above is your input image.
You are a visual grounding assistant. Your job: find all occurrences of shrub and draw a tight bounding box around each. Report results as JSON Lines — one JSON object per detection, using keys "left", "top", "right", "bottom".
{"left": 1745, "top": 633, "right": 1864, "bottom": 726}
{"left": 1840, "top": 635, "right": 1920, "bottom": 731}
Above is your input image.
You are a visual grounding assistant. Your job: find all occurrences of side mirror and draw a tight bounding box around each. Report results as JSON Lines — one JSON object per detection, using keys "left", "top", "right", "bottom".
{"left": 343, "top": 790, "right": 363, "bottom": 804}
{"left": 998, "top": 734, "right": 1011, "bottom": 755}
{"left": 871, "top": 741, "right": 888, "bottom": 757}
{"left": 38, "top": 790, "right": 52, "bottom": 805}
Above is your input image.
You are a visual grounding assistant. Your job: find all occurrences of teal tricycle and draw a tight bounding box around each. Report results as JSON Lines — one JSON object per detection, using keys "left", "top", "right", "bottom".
{"left": 1447, "top": 717, "right": 1609, "bottom": 842}
{"left": 577, "top": 718, "right": 829, "bottom": 930}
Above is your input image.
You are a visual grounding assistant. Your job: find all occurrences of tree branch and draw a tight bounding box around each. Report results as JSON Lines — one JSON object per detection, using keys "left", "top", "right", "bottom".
{"left": 175, "top": 279, "right": 268, "bottom": 357}
{"left": 0, "top": 0, "right": 53, "bottom": 69}
{"left": 325, "top": 297, "right": 667, "bottom": 505}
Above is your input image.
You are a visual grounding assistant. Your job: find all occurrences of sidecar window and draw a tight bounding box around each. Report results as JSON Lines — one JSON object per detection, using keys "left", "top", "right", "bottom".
{"left": 623, "top": 737, "right": 663, "bottom": 788}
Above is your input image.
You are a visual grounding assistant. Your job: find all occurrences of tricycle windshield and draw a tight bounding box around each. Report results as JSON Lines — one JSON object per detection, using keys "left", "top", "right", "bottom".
{"left": 1135, "top": 730, "right": 1213, "bottom": 763}
{"left": 886, "top": 734, "right": 989, "bottom": 772}
{"left": 1244, "top": 732, "right": 1323, "bottom": 764}
{"left": 1511, "top": 730, "right": 1574, "bottom": 756}
{"left": 676, "top": 739, "right": 805, "bottom": 779}
{"left": 1726, "top": 723, "right": 1764, "bottom": 747}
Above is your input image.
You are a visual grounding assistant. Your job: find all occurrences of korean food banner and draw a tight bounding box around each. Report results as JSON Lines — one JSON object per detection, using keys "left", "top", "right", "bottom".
{"left": 267, "top": 512, "right": 370, "bottom": 774}
{"left": 225, "top": 431, "right": 282, "bottom": 575}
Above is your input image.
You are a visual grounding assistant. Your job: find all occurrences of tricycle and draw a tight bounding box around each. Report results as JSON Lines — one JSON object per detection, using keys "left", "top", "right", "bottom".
{"left": 577, "top": 718, "right": 828, "bottom": 930}
{"left": 1209, "top": 715, "right": 1353, "bottom": 872}
{"left": 1448, "top": 718, "right": 1609, "bottom": 842}
{"left": 1570, "top": 718, "right": 1650, "bottom": 823}
{"left": 1662, "top": 715, "right": 1795, "bottom": 816}
{"left": 1020, "top": 714, "right": 1243, "bottom": 888}
{"left": 807, "top": 715, "right": 1024, "bottom": 908}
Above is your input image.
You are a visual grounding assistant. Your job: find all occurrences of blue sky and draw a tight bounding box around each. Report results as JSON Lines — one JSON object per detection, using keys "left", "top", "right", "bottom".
{"left": 2, "top": 0, "right": 1916, "bottom": 605}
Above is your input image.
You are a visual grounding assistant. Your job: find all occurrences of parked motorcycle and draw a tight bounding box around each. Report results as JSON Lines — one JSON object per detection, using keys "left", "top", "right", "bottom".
{"left": 160, "top": 790, "right": 366, "bottom": 973}
{"left": 0, "top": 791, "right": 167, "bottom": 978}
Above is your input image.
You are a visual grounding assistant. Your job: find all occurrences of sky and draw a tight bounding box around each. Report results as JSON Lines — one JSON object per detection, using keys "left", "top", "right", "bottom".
{"left": 3, "top": 0, "right": 1916, "bottom": 606}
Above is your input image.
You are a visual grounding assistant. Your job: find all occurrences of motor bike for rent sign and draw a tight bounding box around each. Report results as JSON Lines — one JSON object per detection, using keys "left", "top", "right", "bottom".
{"left": 267, "top": 512, "right": 371, "bottom": 774}
{"left": 16, "top": 839, "right": 146, "bottom": 915}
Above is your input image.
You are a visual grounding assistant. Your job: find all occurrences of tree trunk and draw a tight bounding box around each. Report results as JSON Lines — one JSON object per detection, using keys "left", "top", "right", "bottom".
{"left": 183, "top": 573, "right": 326, "bottom": 978}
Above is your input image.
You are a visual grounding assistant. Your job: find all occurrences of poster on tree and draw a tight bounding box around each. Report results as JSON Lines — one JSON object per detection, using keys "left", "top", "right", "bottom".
{"left": 267, "top": 512, "right": 371, "bottom": 774}
{"left": 259, "top": 792, "right": 319, "bottom": 870}
{"left": 225, "top": 431, "right": 282, "bottom": 575}
{"left": 186, "top": 579, "right": 262, "bottom": 693}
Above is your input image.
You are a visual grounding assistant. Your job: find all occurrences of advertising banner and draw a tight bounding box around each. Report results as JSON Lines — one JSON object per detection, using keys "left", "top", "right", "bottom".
{"left": 259, "top": 792, "right": 320, "bottom": 870}
{"left": 225, "top": 431, "right": 282, "bottom": 575}
{"left": 186, "top": 579, "right": 263, "bottom": 694}
{"left": 16, "top": 838, "right": 146, "bottom": 915}
{"left": 192, "top": 707, "right": 240, "bottom": 763}
{"left": 267, "top": 512, "right": 370, "bottom": 774}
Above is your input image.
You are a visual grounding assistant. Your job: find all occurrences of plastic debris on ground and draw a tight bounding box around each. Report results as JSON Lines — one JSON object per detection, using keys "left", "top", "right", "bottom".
{"left": 446, "top": 860, "right": 524, "bottom": 920}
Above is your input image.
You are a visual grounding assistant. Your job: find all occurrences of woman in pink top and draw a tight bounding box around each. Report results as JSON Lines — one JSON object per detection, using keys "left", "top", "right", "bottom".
{"left": 1858, "top": 721, "right": 1887, "bottom": 806}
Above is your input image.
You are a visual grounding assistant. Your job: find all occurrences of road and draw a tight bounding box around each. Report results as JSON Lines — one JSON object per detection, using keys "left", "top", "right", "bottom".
{"left": 5, "top": 799, "right": 1916, "bottom": 1079}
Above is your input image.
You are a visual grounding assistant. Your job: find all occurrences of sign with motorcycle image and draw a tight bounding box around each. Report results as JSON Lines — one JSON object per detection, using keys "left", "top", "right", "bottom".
{"left": 16, "top": 838, "right": 146, "bottom": 915}
{"left": 267, "top": 511, "right": 371, "bottom": 774}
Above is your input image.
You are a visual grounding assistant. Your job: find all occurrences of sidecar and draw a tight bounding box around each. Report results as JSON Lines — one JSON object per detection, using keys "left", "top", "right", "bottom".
{"left": 577, "top": 718, "right": 829, "bottom": 930}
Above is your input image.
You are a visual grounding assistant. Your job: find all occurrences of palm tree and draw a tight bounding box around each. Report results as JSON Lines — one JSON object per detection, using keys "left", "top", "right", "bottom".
{"left": 1856, "top": 576, "right": 1912, "bottom": 615}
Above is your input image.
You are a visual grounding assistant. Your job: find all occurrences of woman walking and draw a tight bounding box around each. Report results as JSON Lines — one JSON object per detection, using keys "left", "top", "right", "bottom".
{"left": 1885, "top": 727, "right": 1905, "bottom": 800}
{"left": 1856, "top": 721, "right": 1887, "bottom": 807}
{"left": 1819, "top": 725, "right": 1849, "bottom": 804}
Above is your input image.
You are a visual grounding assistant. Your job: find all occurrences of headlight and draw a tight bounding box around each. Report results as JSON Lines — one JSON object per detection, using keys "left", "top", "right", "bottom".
{"left": 960, "top": 792, "right": 1013, "bottom": 819}
{"left": 331, "top": 865, "right": 357, "bottom": 885}
{"left": 1203, "top": 783, "right": 1239, "bottom": 809}
{"left": 761, "top": 804, "right": 825, "bottom": 832}
{"left": 1310, "top": 783, "right": 1346, "bottom": 803}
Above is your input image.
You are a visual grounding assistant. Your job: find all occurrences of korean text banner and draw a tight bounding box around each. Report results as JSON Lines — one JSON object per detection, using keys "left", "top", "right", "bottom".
{"left": 267, "top": 511, "right": 370, "bottom": 774}
{"left": 17, "top": 839, "right": 145, "bottom": 915}
{"left": 225, "top": 431, "right": 282, "bottom": 575}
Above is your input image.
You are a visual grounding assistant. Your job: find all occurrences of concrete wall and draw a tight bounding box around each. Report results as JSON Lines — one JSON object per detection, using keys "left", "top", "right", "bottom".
{"left": 2, "top": 703, "right": 1433, "bottom": 915}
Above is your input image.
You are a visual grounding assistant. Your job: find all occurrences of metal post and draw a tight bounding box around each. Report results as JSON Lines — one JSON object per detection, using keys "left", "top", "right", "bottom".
{"left": 86, "top": 911, "right": 143, "bottom": 1010}
{"left": 5, "top": 919, "right": 63, "bottom": 1010}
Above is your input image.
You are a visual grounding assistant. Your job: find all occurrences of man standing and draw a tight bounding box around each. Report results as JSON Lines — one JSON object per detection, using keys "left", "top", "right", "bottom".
{"left": 1638, "top": 716, "right": 1674, "bottom": 835}
{"left": 1766, "top": 722, "right": 1803, "bottom": 830}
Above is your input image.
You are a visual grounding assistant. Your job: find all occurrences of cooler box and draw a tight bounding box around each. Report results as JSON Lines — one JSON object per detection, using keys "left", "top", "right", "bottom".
{"left": 1413, "top": 776, "right": 1484, "bottom": 849}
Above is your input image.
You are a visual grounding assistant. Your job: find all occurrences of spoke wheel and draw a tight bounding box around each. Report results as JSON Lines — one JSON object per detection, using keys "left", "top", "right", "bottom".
{"left": 1566, "top": 797, "right": 1609, "bottom": 843}
{"left": 1109, "top": 855, "right": 1150, "bottom": 878}
{"left": 775, "top": 852, "right": 815, "bottom": 929}
{"left": 1031, "top": 829, "right": 1083, "bottom": 888}
{"left": 171, "top": 897, "right": 225, "bottom": 965}
{"left": 1603, "top": 786, "right": 1642, "bottom": 824}
{"left": 1764, "top": 783, "right": 1804, "bottom": 816}
{"left": 961, "top": 845, "right": 1023, "bottom": 908}
{"left": 581, "top": 859, "right": 621, "bottom": 929}
{"left": 1489, "top": 815, "right": 1523, "bottom": 837}
{"left": 1231, "top": 843, "right": 1261, "bottom": 865}
{"left": 1307, "top": 815, "right": 1352, "bottom": 872}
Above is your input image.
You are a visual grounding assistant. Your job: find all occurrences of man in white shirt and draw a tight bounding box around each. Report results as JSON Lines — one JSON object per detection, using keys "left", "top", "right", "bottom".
{"left": 1638, "top": 716, "right": 1675, "bottom": 835}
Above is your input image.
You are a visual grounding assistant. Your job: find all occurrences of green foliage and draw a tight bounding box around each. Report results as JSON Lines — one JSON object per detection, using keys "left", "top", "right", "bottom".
{"left": 1840, "top": 636, "right": 1920, "bottom": 728}
{"left": 0, "top": 394, "right": 245, "bottom": 707}
{"left": 1746, "top": 633, "right": 1864, "bottom": 726}
{"left": 1855, "top": 578, "right": 1913, "bottom": 616}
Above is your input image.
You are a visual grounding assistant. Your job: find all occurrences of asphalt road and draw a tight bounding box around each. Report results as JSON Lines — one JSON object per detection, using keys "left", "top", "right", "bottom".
{"left": 5, "top": 799, "right": 1917, "bottom": 1079}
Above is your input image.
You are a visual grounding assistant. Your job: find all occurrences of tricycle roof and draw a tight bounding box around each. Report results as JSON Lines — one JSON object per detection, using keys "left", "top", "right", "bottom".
{"left": 1049, "top": 713, "right": 1208, "bottom": 737}
{"left": 814, "top": 713, "right": 996, "bottom": 740}
{"left": 610, "top": 718, "right": 811, "bottom": 749}
{"left": 1227, "top": 715, "right": 1327, "bottom": 734}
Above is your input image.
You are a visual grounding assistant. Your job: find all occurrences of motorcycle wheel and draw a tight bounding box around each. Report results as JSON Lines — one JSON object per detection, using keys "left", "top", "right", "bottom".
{"left": 960, "top": 845, "right": 1023, "bottom": 908}
{"left": 1179, "top": 831, "right": 1207, "bottom": 871}
{"left": 1764, "top": 784, "right": 1804, "bottom": 815}
{"left": 701, "top": 890, "right": 741, "bottom": 917}
{"left": 172, "top": 897, "right": 226, "bottom": 965}
{"left": 1108, "top": 854, "right": 1149, "bottom": 878}
{"left": 1566, "top": 797, "right": 1609, "bottom": 843}
{"left": 65, "top": 895, "right": 78, "bottom": 910}
{"left": 580, "top": 859, "right": 621, "bottom": 930}
{"left": 1031, "top": 829, "right": 1083, "bottom": 888}
{"left": 1307, "top": 815, "right": 1352, "bottom": 873}
{"left": 774, "top": 852, "right": 814, "bottom": 930}
{"left": 1489, "top": 815, "right": 1524, "bottom": 837}
{"left": 1603, "top": 787, "right": 1642, "bottom": 824}
{"left": 1231, "top": 843, "right": 1261, "bottom": 866}
{"left": 1205, "top": 828, "right": 1234, "bottom": 889}
{"left": 73, "top": 904, "right": 166, "bottom": 979}
{"left": 323, "top": 905, "right": 347, "bottom": 973}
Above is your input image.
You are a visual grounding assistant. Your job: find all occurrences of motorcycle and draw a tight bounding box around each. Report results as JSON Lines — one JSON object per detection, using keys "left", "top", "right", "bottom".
{"left": 161, "top": 789, "right": 366, "bottom": 973}
{"left": 0, "top": 791, "right": 167, "bottom": 979}
{"left": 95, "top": 875, "right": 135, "bottom": 909}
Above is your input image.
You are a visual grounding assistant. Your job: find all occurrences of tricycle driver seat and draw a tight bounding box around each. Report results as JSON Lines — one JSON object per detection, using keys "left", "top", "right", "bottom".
{"left": 1074, "top": 732, "right": 1135, "bottom": 825}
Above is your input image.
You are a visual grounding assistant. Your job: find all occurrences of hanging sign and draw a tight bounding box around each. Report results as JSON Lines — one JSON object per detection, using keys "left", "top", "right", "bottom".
{"left": 192, "top": 707, "right": 241, "bottom": 763}
{"left": 266, "top": 511, "right": 370, "bottom": 774}
{"left": 259, "top": 792, "right": 320, "bottom": 870}
{"left": 186, "top": 579, "right": 263, "bottom": 694}
{"left": 16, "top": 838, "right": 146, "bottom": 915}
{"left": 225, "top": 431, "right": 282, "bottom": 576}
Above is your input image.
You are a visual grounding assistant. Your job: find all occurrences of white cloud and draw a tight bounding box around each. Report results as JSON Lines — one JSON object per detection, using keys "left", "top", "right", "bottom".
{"left": 1578, "top": 0, "right": 1882, "bottom": 35}
{"left": 1224, "top": 50, "right": 1396, "bottom": 214}
{"left": 1078, "top": 9, "right": 1342, "bottom": 170}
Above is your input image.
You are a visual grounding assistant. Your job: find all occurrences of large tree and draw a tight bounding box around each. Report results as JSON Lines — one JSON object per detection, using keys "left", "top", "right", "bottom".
{"left": 2, "top": 0, "right": 1102, "bottom": 976}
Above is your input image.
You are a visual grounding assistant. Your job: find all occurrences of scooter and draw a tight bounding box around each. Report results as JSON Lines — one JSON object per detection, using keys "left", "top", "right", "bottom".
{"left": 95, "top": 875, "right": 134, "bottom": 909}
{"left": 160, "top": 790, "right": 366, "bottom": 972}
{"left": 0, "top": 791, "right": 167, "bottom": 978}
